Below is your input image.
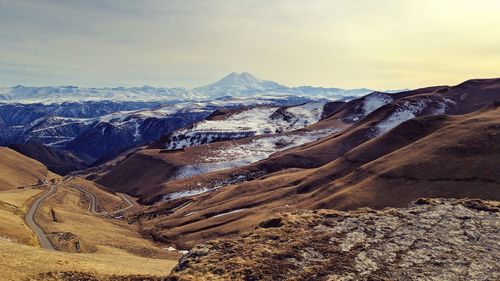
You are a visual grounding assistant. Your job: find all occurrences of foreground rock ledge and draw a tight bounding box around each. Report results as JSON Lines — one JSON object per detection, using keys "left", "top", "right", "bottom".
{"left": 167, "top": 198, "right": 499, "bottom": 281}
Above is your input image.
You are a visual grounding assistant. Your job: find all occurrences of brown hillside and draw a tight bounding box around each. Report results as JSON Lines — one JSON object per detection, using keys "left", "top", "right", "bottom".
{"left": 91, "top": 78, "right": 500, "bottom": 247}
{"left": 137, "top": 105, "right": 500, "bottom": 248}
{"left": 98, "top": 78, "right": 500, "bottom": 205}
{"left": 0, "top": 147, "right": 51, "bottom": 190}
{"left": 8, "top": 143, "right": 88, "bottom": 175}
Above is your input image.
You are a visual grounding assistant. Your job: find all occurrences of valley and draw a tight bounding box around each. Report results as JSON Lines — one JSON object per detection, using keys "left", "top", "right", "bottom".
{"left": 0, "top": 154, "right": 180, "bottom": 280}
{"left": 0, "top": 75, "right": 499, "bottom": 280}
{"left": 3, "top": 0, "right": 500, "bottom": 279}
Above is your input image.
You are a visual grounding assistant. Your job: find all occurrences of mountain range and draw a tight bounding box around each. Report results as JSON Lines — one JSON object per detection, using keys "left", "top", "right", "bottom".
{"left": 93, "top": 77, "right": 500, "bottom": 248}
{"left": 0, "top": 72, "right": 379, "bottom": 104}
{"left": 0, "top": 75, "right": 498, "bottom": 280}
{"left": 0, "top": 73, "right": 380, "bottom": 169}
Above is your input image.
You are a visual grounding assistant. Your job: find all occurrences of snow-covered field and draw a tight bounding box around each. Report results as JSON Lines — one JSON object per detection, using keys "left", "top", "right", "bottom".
{"left": 362, "top": 93, "right": 394, "bottom": 117}
{"left": 170, "top": 128, "right": 339, "bottom": 181}
{"left": 194, "top": 107, "right": 282, "bottom": 133}
{"left": 343, "top": 92, "right": 394, "bottom": 122}
{"left": 375, "top": 98, "right": 449, "bottom": 134}
{"left": 190, "top": 102, "right": 325, "bottom": 133}
{"left": 164, "top": 102, "right": 326, "bottom": 150}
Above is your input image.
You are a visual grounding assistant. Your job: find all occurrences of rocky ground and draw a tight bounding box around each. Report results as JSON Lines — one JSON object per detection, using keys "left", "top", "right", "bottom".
{"left": 37, "top": 272, "right": 168, "bottom": 281}
{"left": 167, "top": 198, "right": 499, "bottom": 281}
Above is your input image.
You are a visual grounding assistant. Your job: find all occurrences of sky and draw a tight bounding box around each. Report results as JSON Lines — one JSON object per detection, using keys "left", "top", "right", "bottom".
{"left": 1, "top": 0, "right": 499, "bottom": 90}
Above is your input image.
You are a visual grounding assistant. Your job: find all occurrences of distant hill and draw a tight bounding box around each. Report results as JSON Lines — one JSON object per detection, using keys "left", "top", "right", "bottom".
{"left": 8, "top": 143, "right": 88, "bottom": 175}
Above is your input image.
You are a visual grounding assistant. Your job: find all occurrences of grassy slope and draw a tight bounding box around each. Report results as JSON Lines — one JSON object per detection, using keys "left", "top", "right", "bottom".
{"left": 0, "top": 147, "right": 50, "bottom": 190}
{"left": 0, "top": 239, "right": 177, "bottom": 280}
{"left": 0, "top": 188, "right": 42, "bottom": 245}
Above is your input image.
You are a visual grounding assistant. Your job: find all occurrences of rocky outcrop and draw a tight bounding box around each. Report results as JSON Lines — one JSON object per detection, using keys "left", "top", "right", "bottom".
{"left": 163, "top": 131, "right": 256, "bottom": 150}
{"left": 168, "top": 198, "right": 499, "bottom": 281}
{"left": 37, "top": 271, "right": 167, "bottom": 281}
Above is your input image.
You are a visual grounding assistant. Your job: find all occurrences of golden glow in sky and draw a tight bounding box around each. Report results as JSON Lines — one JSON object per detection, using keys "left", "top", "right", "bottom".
{"left": 1, "top": 0, "right": 499, "bottom": 89}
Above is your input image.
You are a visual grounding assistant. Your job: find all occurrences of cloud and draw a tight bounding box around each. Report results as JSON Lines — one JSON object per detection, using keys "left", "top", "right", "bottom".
{"left": 0, "top": 0, "right": 499, "bottom": 89}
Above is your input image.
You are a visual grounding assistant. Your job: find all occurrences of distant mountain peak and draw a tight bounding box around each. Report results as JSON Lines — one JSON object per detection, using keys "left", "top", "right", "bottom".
{"left": 226, "top": 71, "right": 253, "bottom": 77}
{"left": 215, "top": 72, "right": 266, "bottom": 87}
{"left": 193, "top": 72, "right": 285, "bottom": 97}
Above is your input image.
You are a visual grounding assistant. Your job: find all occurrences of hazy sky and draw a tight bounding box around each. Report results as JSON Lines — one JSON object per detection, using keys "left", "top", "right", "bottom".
{"left": 1, "top": 0, "right": 499, "bottom": 89}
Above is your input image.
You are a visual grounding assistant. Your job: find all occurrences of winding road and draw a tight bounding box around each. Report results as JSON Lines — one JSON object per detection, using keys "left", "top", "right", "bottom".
{"left": 110, "top": 193, "right": 139, "bottom": 215}
{"left": 25, "top": 181, "right": 140, "bottom": 251}
{"left": 71, "top": 184, "right": 98, "bottom": 213}
{"left": 25, "top": 184, "right": 56, "bottom": 250}
{"left": 69, "top": 183, "right": 138, "bottom": 215}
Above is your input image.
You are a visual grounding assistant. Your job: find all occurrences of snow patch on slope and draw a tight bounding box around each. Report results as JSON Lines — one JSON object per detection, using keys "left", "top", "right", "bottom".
{"left": 344, "top": 93, "right": 394, "bottom": 122}
{"left": 285, "top": 101, "right": 325, "bottom": 126}
{"left": 195, "top": 107, "right": 280, "bottom": 133}
{"left": 164, "top": 102, "right": 326, "bottom": 150}
{"left": 212, "top": 208, "right": 247, "bottom": 218}
{"left": 375, "top": 98, "right": 448, "bottom": 134}
{"left": 362, "top": 94, "right": 394, "bottom": 116}
{"left": 162, "top": 187, "right": 212, "bottom": 201}
{"left": 171, "top": 128, "right": 338, "bottom": 181}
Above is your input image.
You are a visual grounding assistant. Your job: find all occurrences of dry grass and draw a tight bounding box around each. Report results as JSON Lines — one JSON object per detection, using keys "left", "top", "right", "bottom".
{"left": 0, "top": 188, "right": 43, "bottom": 245}
{"left": 0, "top": 207, "right": 37, "bottom": 245}
{"left": 68, "top": 178, "right": 128, "bottom": 213}
{"left": 0, "top": 188, "right": 43, "bottom": 207}
{"left": 0, "top": 239, "right": 177, "bottom": 280}
{"left": 0, "top": 147, "right": 49, "bottom": 190}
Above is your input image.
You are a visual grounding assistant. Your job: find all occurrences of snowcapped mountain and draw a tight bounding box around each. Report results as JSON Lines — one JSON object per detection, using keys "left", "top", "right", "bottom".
{"left": 0, "top": 102, "right": 222, "bottom": 161}
{"left": 192, "top": 72, "right": 286, "bottom": 97}
{"left": 193, "top": 72, "right": 382, "bottom": 100}
{"left": 0, "top": 72, "right": 395, "bottom": 164}
{"left": 0, "top": 97, "right": 315, "bottom": 163}
{"left": 0, "top": 85, "right": 195, "bottom": 104}
{"left": 0, "top": 72, "right": 385, "bottom": 104}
